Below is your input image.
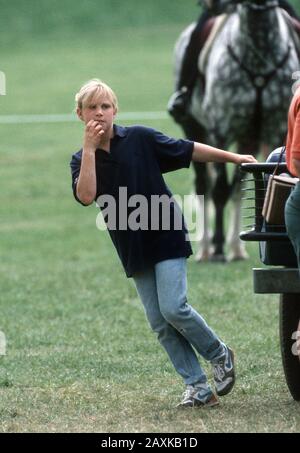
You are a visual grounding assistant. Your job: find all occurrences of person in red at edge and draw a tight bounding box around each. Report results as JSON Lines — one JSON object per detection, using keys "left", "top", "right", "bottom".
{"left": 285, "top": 85, "right": 300, "bottom": 269}
{"left": 70, "top": 79, "right": 257, "bottom": 408}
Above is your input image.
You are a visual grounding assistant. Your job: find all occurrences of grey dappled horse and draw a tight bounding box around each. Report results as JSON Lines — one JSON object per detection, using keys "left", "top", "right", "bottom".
{"left": 173, "top": 0, "right": 300, "bottom": 262}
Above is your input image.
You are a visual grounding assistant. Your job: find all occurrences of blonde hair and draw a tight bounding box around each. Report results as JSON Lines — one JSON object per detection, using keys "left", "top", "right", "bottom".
{"left": 75, "top": 79, "right": 118, "bottom": 111}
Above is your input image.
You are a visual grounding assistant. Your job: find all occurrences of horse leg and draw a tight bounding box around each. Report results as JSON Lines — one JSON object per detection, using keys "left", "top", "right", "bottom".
{"left": 180, "top": 116, "right": 213, "bottom": 262}
{"left": 211, "top": 162, "right": 230, "bottom": 262}
{"left": 193, "top": 161, "right": 212, "bottom": 262}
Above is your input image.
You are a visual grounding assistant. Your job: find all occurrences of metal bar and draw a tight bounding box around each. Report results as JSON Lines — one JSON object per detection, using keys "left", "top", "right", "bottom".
{"left": 253, "top": 171, "right": 265, "bottom": 231}
{"left": 242, "top": 196, "right": 264, "bottom": 201}
{"left": 242, "top": 215, "right": 263, "bottom": 219}
{"left": 241, "top": 178, "right": 264, "bottom": 183}
{"left": 241, "top": 188, "right": 265, "bottom": 192}
{"left": 240, "top": 230, "right": 289, "bottom": 241}
{"left": 253, "top": 268, "right": 300, "bottom": 294}
{"left": 240, "top": 163, "right": 287, "bottom": 173}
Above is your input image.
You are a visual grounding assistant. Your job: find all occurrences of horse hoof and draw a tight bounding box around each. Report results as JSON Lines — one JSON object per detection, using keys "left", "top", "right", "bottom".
{"left": 194, "top": 250, "right": 211, "bottom": 263}
{"left": 228, "top": 251, "right": 249, "bottom": 262}
{"left": 209, "top": 254, "right": 227, "bottom": 263}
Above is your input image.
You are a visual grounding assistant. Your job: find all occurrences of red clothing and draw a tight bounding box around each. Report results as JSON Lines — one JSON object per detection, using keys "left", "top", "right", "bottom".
{"left": 290, "top": 16, "right": 300, "bottom": 38}
{"left": 286, "top": 86, "right": 300, "bottom": 176}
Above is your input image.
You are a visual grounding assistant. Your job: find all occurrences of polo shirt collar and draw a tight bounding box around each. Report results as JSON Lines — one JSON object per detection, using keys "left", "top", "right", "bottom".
{"left": 113, "top": 124, "right": 127, "bottom": 138}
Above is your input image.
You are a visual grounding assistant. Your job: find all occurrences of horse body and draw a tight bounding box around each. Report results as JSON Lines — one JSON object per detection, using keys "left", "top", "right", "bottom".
{"left": 173, "top": 1, "right": 300, "bottom": 261}
{"left": 191, "top": 7, "right": 298, "bottom": 149}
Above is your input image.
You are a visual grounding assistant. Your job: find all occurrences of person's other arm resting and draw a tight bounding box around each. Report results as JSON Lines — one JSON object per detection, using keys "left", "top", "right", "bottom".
{"left": 192, "top": 142, "right": 257, "bottom": 164}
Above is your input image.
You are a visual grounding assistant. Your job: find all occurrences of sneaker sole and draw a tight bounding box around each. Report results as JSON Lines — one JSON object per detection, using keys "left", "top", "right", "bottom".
{"left": 216, "top": 348, "right": 235, "bottom": 397}
{"left": 177, "top": 394, "right": 220, "bottom": 408}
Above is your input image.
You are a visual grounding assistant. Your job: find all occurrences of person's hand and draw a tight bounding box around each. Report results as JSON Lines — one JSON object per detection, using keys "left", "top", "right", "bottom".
{"left": 83, "top": 120, "right": 105, "bottom": 151}
{"left": 236, "top": 154, "right": 258, "bottom": 164}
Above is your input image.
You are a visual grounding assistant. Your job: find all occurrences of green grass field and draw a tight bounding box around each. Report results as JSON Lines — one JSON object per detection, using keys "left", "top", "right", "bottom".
{"left": 0, "top": 0, "right": 300, "bottom": 433}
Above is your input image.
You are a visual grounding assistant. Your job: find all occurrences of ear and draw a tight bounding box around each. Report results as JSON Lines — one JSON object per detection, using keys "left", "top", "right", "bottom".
{"left": 113, "top": 106, "right": 118, "bottom": 118}
{"left": 76, "top": 107, "right": 83, "bottom": 121}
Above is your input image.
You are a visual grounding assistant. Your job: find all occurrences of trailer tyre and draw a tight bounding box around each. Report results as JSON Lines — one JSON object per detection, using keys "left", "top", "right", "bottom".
{"left": 279, "top": 293, "right": 300, "bottom": 401}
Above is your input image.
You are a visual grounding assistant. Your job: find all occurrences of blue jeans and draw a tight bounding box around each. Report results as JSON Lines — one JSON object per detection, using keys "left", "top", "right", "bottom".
{"left": 285, "top": 182, "right": 300, "bottom": 269}
{"left": 133, "top": 258, "right": 225, "bottom": 385}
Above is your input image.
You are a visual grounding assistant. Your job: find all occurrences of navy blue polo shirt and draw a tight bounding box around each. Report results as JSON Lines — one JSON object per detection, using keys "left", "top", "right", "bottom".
{"left": 70, "top": 124, "right": 194, "bottom": 277}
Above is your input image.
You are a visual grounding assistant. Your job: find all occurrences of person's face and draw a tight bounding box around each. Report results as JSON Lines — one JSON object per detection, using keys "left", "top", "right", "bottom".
{"left": 77, "top": 93, "right": 117, "bottom": 136}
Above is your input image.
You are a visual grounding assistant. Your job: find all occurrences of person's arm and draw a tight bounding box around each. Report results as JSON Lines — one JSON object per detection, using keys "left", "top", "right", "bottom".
{"left": 76, "top": 120, "right": 104, "bottom": 205}
{"left": 192, "top": 142, "right": 257, "bottom": 164}
{"left": 76, "top": 150, "right": 97, "bottom": 205}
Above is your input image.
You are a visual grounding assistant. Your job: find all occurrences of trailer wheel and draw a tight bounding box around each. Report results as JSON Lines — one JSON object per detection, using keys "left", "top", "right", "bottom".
{"left": 279, "top": 294, "right": 300, "bottom": 401}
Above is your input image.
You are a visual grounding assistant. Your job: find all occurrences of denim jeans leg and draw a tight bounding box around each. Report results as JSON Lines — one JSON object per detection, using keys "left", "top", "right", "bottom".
{"left": 155, "top": 258, "right": 224, "bottom": 362}
{"left": 285, "top": 183, "right": 300, "bottom": 271}
{"left": 133, "top": 267, "right": 207, "bottom": 385}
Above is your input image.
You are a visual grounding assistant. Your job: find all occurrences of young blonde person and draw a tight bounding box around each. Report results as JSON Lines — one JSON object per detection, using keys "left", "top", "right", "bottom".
{"left": 70, "top": 79, "right": 257, "bottom": 407}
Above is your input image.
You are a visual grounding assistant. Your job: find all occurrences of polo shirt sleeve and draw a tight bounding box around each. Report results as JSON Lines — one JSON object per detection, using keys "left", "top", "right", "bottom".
{"left": 70, "top": 150, "right": 88, "bottom": 206}
{"left": 152, "top": 129, "right": 194, "bottom": 173}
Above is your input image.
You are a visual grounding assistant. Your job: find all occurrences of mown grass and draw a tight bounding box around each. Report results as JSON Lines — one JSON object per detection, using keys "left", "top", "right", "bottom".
{"left": 0, "top": 0, "right": 300, "bottom": 433}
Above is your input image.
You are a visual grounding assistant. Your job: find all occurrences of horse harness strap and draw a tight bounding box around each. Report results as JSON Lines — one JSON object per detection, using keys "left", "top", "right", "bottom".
{"left": 280, "top": 9, "right": 300, "bottom": 62}
{"left": 226, "top": 43, "right": 291, "bottom": 144}
{"left": 227, "top": 43, "right": 291, "bottom": 90}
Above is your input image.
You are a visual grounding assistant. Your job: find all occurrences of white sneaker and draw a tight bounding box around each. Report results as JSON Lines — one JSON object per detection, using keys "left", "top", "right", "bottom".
{"left": 177, "top": 383, "right": 219, "bottom": 408}
{"left": 211, "top": 346, "right": 235, "bottom": 396}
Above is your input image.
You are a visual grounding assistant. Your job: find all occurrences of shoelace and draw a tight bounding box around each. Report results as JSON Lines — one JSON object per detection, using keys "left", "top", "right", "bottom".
{"left": 213, "top": 363, "right": 226, "bottom": 381}
{"left": 182, "top": 383, "right": 210, "bottom": 401}
{"left": 182, "top": 385, "right": 195, "bottom": 399}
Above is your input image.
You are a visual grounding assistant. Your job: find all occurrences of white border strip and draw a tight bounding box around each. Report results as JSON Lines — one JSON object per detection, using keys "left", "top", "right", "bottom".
{"left": 0, "top": 111, "right": 169, "bottom": 124}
